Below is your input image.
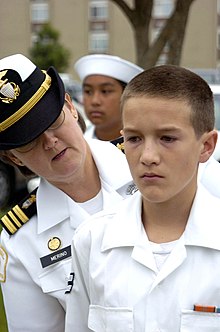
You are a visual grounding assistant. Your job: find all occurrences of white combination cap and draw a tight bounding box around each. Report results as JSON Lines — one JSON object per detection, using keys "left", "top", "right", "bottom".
{"left": 74, "top": 54, "right": 143, "bottom": 83}
{"left": 0, "top": 54, "right": 36, "bottom": 81}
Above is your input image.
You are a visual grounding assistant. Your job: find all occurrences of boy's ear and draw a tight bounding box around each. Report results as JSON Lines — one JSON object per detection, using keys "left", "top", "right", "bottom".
{"left": 199, "top": 130, "right": 218, "bottom": 163}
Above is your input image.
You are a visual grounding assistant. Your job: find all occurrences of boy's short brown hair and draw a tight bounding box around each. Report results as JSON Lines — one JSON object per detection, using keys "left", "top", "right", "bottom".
{"left": 121, "top": 65, "right": 215, "bottom": 138}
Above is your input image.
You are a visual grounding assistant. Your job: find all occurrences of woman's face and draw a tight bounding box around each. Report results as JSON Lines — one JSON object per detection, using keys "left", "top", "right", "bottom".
{"left": 9, "top": 95, "right": 88, "bottom": 186}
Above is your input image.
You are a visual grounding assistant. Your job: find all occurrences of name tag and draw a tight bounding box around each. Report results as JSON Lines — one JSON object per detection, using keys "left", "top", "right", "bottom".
{"left": 40, "top": 245, "right": 71, "bottom": 268}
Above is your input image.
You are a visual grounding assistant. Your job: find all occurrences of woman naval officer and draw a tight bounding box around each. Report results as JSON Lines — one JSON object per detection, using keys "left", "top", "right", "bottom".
{"left": 0, "top": 53, "right": 134, "bottom": 332}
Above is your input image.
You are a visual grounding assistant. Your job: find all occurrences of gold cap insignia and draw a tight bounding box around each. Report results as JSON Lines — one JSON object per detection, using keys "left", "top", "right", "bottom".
{"left": 0, "top": 70, "right": 20, "bottom": 104}
{"left": 48, "top": 237, "right": 62, "bottom": 251}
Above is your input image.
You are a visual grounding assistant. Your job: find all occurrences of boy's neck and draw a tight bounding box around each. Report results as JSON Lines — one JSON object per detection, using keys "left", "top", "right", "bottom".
{"left": 142, "top": 188, "right": 196, "bottom": 244}
{"left": 95, "top": 123, "right": 122, "bottom": 141}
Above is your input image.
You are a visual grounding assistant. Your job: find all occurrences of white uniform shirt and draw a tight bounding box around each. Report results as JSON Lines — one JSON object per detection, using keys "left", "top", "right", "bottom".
{"left": 0, "top": 139, "right": 134, "bottom": 332}
{"left": 84, "top": 125, "right": 96, "bottom": 139}
{"left": 65, "top": 185, "right": 220, "bottom": 332}
{"left": 198, "top": 156, "right": 220, "bottom": 197}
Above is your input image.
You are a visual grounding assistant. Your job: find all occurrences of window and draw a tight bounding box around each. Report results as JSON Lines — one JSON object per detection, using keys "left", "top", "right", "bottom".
{"left": 151, "top": 23, "right": 164, "bottom": 42}
{"left": 217, "top": 0, "right": 220, "bottom": 14}
{"left": 153, "top": 0, "right": 174, "bottom": 19}
{"left": 90, "top": 21, "right": 108, "bottom": 31}
{"left": 89, "top": 32, "right": 109, "bottom": 53}
{"left": 217, "top": 29, "right": 220, "bottom": 50}
{"left": 89, "top": 1, "right": 108, "bottom": 21}
{"left": 156, "top": 53, "right": 168, "bottom": 65}
{"left": 31, "top": 2, "right": 49, "bottom": 23}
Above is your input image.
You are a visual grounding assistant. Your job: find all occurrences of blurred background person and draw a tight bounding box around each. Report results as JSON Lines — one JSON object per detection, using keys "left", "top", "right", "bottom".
{"left": 74, "top": 54, "right": 143, "bottom": 141}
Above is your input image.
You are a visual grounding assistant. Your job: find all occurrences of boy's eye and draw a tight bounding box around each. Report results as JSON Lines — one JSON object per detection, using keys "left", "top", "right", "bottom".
{"left": 83, "top": 89, "right": 91, "bottom": 95}
{"left": 125, "top": 136, "right": 141, "bottom": 143}
{"left": 102, "top": 89, "right": 112, "bottom": 94}
{"left": 161, "top": 136, "right": 176, "bottom": 142}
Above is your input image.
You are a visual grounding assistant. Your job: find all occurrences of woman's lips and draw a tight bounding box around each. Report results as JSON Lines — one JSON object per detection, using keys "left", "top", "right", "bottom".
{"left": 52, "top": 148, "right": 67, "bottom": 161}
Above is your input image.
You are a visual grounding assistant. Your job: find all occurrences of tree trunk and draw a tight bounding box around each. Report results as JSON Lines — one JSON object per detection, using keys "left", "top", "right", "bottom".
{"left": 110, "top": 0, "right": 196, "bottom": 69}
{"left": 166, "top": 0, "right": 195, "bottom": 65}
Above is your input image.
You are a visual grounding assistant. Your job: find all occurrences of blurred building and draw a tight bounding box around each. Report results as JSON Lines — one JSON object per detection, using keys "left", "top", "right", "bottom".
{"left": 0, "top": 0, "right": 219, "bottom": 81}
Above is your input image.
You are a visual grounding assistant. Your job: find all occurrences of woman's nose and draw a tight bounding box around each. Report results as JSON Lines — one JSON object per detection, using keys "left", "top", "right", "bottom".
{"left": 42, "top": 131, "right": 58, "bottom": 150}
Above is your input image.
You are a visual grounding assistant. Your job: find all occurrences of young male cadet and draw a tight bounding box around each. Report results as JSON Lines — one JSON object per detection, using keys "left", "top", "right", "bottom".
{"left": 65, "top": 65, "right": 220, "bottom": 332}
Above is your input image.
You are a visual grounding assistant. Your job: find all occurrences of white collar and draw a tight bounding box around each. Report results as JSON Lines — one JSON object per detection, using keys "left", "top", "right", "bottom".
{"left": 100, "top": 186, "right": 220, "bottom": 252}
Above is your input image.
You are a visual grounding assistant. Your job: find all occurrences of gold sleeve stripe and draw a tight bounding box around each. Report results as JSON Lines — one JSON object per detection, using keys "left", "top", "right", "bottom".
{"left": 8, "top": 211, "right": 22, "bottom": 228}
{"left": 13, "top": 205, "right": 29, "bottom": 223}
{"left": 1, "top": 215, "right": 17, "bottom": 234}
{"left": 0, "top": 187, "right": 38, "bottom": 235}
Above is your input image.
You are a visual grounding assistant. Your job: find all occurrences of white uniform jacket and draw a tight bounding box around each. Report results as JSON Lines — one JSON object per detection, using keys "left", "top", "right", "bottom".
{"left": 0, "top": 139, "right": 133, "bottom": 332}
{"left": 65, "top": 185, "right": 220, "bottom": 332}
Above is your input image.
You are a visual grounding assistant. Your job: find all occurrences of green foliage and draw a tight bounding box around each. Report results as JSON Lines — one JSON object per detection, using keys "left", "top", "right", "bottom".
{"left": 0, "top": 289, "right": 8, "bottom": 332}
{"left": 30, "top": 23, "right": 70, "bottom": 72}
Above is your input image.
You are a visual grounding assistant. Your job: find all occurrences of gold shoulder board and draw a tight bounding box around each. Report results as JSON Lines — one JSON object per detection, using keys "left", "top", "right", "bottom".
{"left": 0, "top": 187, "right": 38, "bottom": 235}
{"left": 110, "top": 136, "right": 125, "bottom": 153}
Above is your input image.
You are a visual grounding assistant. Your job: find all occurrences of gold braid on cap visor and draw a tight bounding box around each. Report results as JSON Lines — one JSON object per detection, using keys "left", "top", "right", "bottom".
{"left": 0, "top": 70, "right": 51, "bottom": 132}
